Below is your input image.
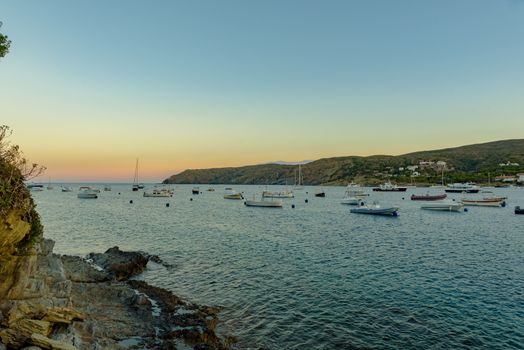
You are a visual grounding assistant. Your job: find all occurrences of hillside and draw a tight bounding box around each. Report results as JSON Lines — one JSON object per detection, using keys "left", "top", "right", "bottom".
{"left": 163, "top": 139, "right": 524, "bottom": 185}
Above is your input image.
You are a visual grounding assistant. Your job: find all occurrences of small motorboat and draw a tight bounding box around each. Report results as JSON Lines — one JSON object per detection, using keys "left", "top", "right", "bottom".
{"left": 104, "top": 185, "right": 112, "bottom": 191}
{"left": 192, "top": 187, "right": 200, "bottom": 195}
{"left": 78, "top": 187, "right": 98, "bottom": 199}
{"left": 314, "top": 189, "right": 326, "bottom": 197}
{"left": 420, "top": 200, "right": 463, "bottom": 212}
{"left": 61, "top": 186, "right": 73, "bottom": 192}
{"left": 445, "top": 183, "right": 480, "bottom": 193}
{"left": 462, "top": 198, "right": 506, "bottom": 207}
{"left": 244, "top": 196, "right": 283, "bottom": 208}
{"left": 143, "top": 187, "right": 172, "bottom": 197}
{"left": 350, "top": 202, "right": 399, "bottom": 216}
{"left": 262, "top": 189, "right": 294, "bottom": 198}
{"left": 224, "top": 188, "right": 243, "bottom": 200}
{"left": 341, "top": 197, "right": 362, "bottom": 205}
{"left": 372, "top": 182, "right": 407, "bottom": 192}
{"left": 411, "top": 193, "right": 447, "bottom": 201}
{"left": 341, "top": 185, "right": 367, "bottom": 205}
{"left": 207, "top": 188, "right": 215, "bottom": 192}
{"left": 515, "top": 206, "right": 524, "bottom": 215}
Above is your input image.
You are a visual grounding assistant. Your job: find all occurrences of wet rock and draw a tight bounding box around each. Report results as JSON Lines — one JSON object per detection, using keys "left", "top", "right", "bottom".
{"left": 87, "top": 246, "right": 149, "bottom": 281}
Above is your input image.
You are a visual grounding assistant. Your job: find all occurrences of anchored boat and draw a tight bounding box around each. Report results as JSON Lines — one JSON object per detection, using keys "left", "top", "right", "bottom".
{"left": 515, "top": 206, "right": 524, "bottom": 215}
{"left": 350, "top": 202, "right": 399, "bottom": 216}
{"left": 420, "top": 200, "right": 463, "bottom": 212}
{"left": 244, "top": 194, "right": 283, "bottom": 208}
{"left": 461, "top": 198, "right": 506, "bottom": 207}
{"left": 411, "top": 193, "right": 447, "bottom": 201}
{"left": 224, "top": 188, "right": 243, "bottom": 200}
{"left": 373, "top": 182, "right": 407, "bottom": 192}
{"left": 445, "top": 183, "right": 480, "bottom": 193}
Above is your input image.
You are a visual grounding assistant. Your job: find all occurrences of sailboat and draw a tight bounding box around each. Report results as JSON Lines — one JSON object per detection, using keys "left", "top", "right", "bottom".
{"left": 132, "top": 159, "right": 140, "bottom": 191}
{"left": 294, "top": 164, "right": 304, "bottom": 190}
{"left": 47, "top": 177, "right": 54, "bottom": 190}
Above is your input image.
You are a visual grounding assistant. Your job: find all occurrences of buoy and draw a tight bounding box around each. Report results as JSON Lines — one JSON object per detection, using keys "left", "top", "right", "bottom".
{"left": 464, "top": 208, "right": 468, "bottom": 212}
{"left": 291, "top": 204, "right": 295, "bottom": 209}
{"left": 501, "top": 201, "right": 506, "bottom": 208}
{"left": 118, "top": 192, "right": 121, "bottom": 195}
{"left": 305, "top": 199, "right": 308, "bottom": 203}
{"left": 402, "top": 197, "right": 405, "bottom": 200}
{"left": 129, "top": 200, "right": 133, "bottom": 204}
{"left": 166, "top": 203, "right": 170, "bottom": 207}
{"left": 190, "top": 198, "right": 193, "bottom": 201}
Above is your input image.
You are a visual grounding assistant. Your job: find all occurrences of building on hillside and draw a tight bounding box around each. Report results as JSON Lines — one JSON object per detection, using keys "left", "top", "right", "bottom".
{"left": 495, "top": 175, "right": 516, "bottom": 183}
{"left": 499, "top": 161, "right": 520, "bottom": 167}
{"left": 398, "top": 167, "right": 405, "bottom": 171}
{"left": 406, "top": 165, "right": 418, "bottom": 172}
{"left": 411, "top": 171, "right": 420, "bottom": 177}
{"left": 517, "top": 173, "right": 524, "bottom": 183}
{"left": 436, "top": 161, "right": 447, "bottom": 168}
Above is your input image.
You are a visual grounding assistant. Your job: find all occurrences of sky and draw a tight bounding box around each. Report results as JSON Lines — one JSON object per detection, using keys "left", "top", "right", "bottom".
{"left": 1, "top": 0, "right": 523, "bottom": 182}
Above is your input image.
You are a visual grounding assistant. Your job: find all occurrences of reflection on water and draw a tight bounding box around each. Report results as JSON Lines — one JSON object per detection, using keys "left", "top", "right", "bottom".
{"left": 34, "top": 184, "right": 524, "bottom": 349}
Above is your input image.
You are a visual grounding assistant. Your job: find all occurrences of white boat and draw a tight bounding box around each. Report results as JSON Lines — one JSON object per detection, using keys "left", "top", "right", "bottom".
{"left": 78, "top": 187, "right": 98, "bottom": 199}
{"left": 192, "top": 187, "right": 200, "bottom": 195}
{"left": 262, "top": 189, "right": 294, "bottom": 198}
{"left": 445, "top": 183, "right": 480, "bottom": 193}
{"left": 350, "top": 202, "right": 399, "bottom": 216}
{"left": 461, "top": 198, "right": 505, "bottom": 207}
{"left": 420, "top": 200, "right": 463, "bottom": 212}
{"left": 224, "top": 188, "right": 243, "bottom": 200}
{"left": 104, "top": 185, "right": 112, "bottom": 191}
{"left": 372, "top": 182, "right": 407, "bottom": 192}
{"left": 341, "top": 183, "right": 368, "bottom": 205}
{"left": 294, "top": 164, "right": 304, "bottom": 190}
{"left": 143, "top": 187, "right": 172, "bottom": 197}
{"left": 61, "top": 186, "right": 73, "bottom": 192}
{"left": 132, "top": 159, "right": 140, "bottom": 191}
{"left": 244, "top": 195, "right": 283, "bottom": 208}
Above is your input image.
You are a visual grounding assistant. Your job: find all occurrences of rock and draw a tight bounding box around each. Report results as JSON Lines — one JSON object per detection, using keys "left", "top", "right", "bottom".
{"left": 60, "top": 255, "right": 110, "bottom": 283}
{"left": 16, "top": 319, "right": 52, "bottom": 337}
{"left": 43, "top": 307, "right": 86, "bottom": 324}
{"left": 30, "top": 333, "right": 77, "bottom": 350}
{"left": 87, "top": 246, "right": 149, "bottom": 281}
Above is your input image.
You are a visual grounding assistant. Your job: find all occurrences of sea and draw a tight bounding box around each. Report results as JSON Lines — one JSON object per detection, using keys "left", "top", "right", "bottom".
{"left": 32, "top": 184, "right": 524, "bottom": 349}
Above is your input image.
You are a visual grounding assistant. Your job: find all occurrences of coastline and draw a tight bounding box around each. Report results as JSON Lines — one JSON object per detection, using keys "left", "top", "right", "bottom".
{"left": 0, "top": 240, "right": 234, "bottom": 349}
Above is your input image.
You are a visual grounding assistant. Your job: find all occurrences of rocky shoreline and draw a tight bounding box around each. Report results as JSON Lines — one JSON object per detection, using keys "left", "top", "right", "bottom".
{"left": 1, "top": 240, "right": 234, "bottom": 349}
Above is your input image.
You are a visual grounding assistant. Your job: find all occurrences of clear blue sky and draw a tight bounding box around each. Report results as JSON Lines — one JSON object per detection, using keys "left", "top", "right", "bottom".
{"left": 1, "top": 0, "right": 523, "bottom": 181}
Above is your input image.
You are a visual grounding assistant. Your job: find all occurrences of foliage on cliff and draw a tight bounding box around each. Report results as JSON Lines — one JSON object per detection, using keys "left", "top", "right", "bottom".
{"left": 0, "top": 126, "right": 45, "bottom": 247}
{"left": 0, "top": 21, "right": 11, "bottom": 58}
{"left": 163, "top": 139, "right": 524, "bottom": 185}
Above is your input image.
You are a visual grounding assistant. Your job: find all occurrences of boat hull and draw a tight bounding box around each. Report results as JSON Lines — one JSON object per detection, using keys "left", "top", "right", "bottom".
{"left": 315, "top": 193, "right": 326, "bottom": 197}
{"left": 77, "top": 193, "right": 98, "bottom": 199}
{"left": 462, "top": 200, "right": 504, "bottom": 207}
{"left": 373, "top": 188, "right": 407, "bottom": 192}
{"left": 421, "top": 203, "right": 463, "bottom": 212}
{"left": 244, "top": 200, "right": 283, "bottom": 208}
{"left": 224, "top": 194, "right": 243, "bottom": 200}
{"left": 341, "top": 198, "right": 361, "bottom": 205}
{"left": 411, "top": 194, "right": 447, "bottom": 201}
{"left": 445, "top": 189, "right": 480, "bottom": 193}
{"left": 262, "top": 191, "right": 294, "bottom": 198}
{"left": 350, "top": 207, "right": 399, "bottom": 216}
{"left": 515, "top": 206, "right": 524, "bottom": 215}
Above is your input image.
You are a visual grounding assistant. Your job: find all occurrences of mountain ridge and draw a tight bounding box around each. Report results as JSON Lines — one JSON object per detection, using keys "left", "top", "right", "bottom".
{"left": 163, "top": 139, "right": 524, "bottom": 185}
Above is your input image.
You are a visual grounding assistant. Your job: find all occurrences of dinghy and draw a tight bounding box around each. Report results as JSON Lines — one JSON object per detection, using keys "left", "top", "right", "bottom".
{"left": 350, "top": 202, "right": 399, "bottom": 216}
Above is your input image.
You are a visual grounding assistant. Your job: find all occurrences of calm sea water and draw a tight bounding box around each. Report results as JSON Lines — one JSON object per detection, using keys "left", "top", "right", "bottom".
{"left": 33, "top": 184, "right": 524, "bottom": 349}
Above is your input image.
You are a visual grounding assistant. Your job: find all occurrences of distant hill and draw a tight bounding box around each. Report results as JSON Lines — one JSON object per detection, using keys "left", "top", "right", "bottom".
{"left": 163, "top": 139, "right": 524, "bottom": 185}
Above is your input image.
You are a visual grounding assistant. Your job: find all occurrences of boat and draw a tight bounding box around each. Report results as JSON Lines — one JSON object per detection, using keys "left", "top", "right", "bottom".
{"left": 420, "top": 200, "right": 463, "bottom": 212}
{"left": 372, "top": 182, "right": 407, "bottom": 192}
{"left": 445, "top": 183, "right": 480, "bottom": 193}
{"left": 294, "top": 164, "right": 304, "bottom": 190}
{"left": 244, "top": 195, "right": 283, "bottom": 208}
{"left": 143, "top": 187, "right": 172, "bottom": 197}
{"left": 132, "top": 159, "right": 140, "bottom": 191}
{"left": 104, "top": 185, "right": 112, "bottom": 191}
{"left": 26, "top": 183, "right": 44, "bottom": 189}
{"left": 483, "top": 196, "right": 507, "bottom": 201}
{"left": 350, "top": 202, "right": 399, "bottom": 216}
{"left": 192, "top": 187, "right": 200, "bottom": 195}
{"left": 262, "top": 189, "right": 294, "bottom": 198}
{"left": 410, "top": 193, "right": 447, "bottom": 201}
{"left": 224, "top": 188, "right": 243, "bottom": 200}
{"left": 515, "top": 206, "right": 524, "bottom": 215}
{"left": 462, "top": 198, "right": 506, "bottom": 207}
{"left": 341, "top": 184, "right": 367, "bottom": 205}
{"left": 314, "top": 188, "right": 326, "bottom": 197}
{"left": 78, "top": 187, "right": 98, "bottom": 199}
{"left": 207, "top": 188, "right": 215, "bottom": 192}
{"left": 61, "top": 186, "right": 73, "bottom": 192}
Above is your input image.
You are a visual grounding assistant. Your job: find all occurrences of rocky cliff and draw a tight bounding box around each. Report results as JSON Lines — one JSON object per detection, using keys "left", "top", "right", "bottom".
{"left": 0, "top": 160, "right": 232, "bottom": 348}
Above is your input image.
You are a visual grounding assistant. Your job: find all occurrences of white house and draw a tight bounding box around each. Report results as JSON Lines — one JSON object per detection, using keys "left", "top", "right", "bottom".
{"left": 518, "top": 173, "right": 524, "bottom": 183}
{"left": 406, "top": 165, "right": 418, "bottom": 171}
